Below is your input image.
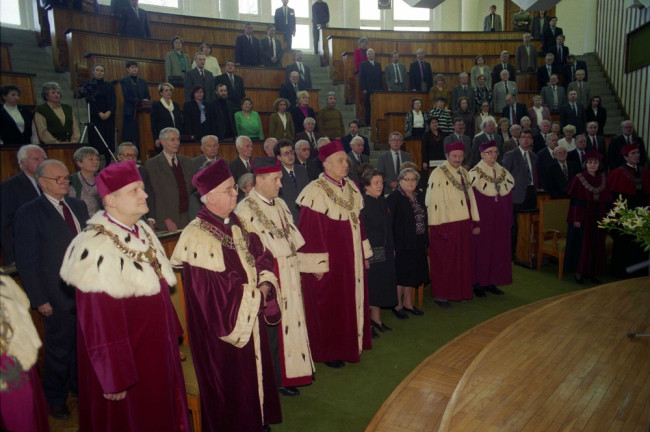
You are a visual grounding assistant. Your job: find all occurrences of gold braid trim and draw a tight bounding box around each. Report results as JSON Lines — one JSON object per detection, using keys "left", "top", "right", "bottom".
{"left": 576, "top": 172, "right": 607, "bottom": 197}
{"left": 316, "top": 178, "right": 359, "bottom": 225}
{"left": 474, "top": 166, "right": 508, "bottom": 185}
{"left": 440, "top": 164, "right": 471, "bottom": 193}
{"left": 193, "top": 218, "right": 256, "bottom": 268}
{"left": 246, "top": 199, "right": 298, "bottom": 256}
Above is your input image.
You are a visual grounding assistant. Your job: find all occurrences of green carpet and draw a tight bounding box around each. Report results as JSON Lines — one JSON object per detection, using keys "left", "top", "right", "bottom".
{"left": 273, "top": 263, "right": 614, "bottom": 432}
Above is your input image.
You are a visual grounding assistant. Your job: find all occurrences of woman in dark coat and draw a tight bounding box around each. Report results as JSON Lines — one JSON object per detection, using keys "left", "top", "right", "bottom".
{"left": 360, "top": 169, "right": 397, "bottom": 338}
{"left": 150, "top": 82, "right": 182, "bottom": 151}
{"left": 182, "top": 85, "right": 211, "bottom": 141}
{"left": 87, "top": 64, "right": 116, "bottom": 165}
{"left": 0, "top": 84, "right": 33, "bottom": 145}
{"left": 584, "top": 95, "right": 607, "bottom": 136}
{"left": 290, "top": 90, "right": 316, "bottom": 134}
{"left": 421, "top": 116, "right": 446, "bottom": 172}
{"left": 387, "top": 167, "right": 429, "bottom": 319}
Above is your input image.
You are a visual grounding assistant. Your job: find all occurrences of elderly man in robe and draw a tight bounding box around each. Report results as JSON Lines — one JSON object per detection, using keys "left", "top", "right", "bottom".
{"left": 235, "top": 157, "right": 314, "bottom": 397}
{"left": 59, "top": 161, "right": 190, "bottom": 431}
{"left": 171, "top": 159, "right": 282, "bottom": 432}
{"left": 425, "top": 141, "right": 480, "bottom": 309}
{"left": 468, "top": 141, "right": 514, "bottom": 298}
{"left": 296, "top": 139, "right": 372, "bottom": 369}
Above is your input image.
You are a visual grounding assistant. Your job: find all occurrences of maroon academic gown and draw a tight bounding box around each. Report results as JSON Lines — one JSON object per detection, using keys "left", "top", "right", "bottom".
{"left": 76, "top": 273, "right": 190, "bottom": 431}
{"left": 180, "top": 209, "right": 282, "bottom": 432}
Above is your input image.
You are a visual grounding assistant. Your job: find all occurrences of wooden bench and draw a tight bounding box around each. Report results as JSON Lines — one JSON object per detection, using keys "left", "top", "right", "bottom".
{"left": 0, "top": 71, "right": 37, "bottom": 105}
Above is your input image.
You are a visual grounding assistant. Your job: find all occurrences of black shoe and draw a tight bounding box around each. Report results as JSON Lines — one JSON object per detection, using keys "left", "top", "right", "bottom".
{"left": 50, "top": 405, "right": 70, "bottom": 420}
{"left": 392, "top": 308, "right": 409, "bottom": 320}
{"left": 324, "top": 360, "right": 345, "bottom": 369}
{"left": 371, "top": 320, "right": 393, "bottom": 332}
{"left": 371, "top": 327, "right": 380, "bottom": 339}
{"left": 575, "top": 274, "right": 585, "bottom": 284}
{"left": 484, "top": 285, "right": 504, "bottom": 295}
{"left": 263, "top": 425, "right": 272, "bottom": 432}
{"left": 278, "top": 386, "right": 300, "bottom": 397}
{"left": 404, "top": 306, "right": 424, "bottom": 316}
{"left": 473, "top": 284, "right": 486, "bottom": 298}
{"left": 434, "top": 300, "right": 451, "bottom": 310}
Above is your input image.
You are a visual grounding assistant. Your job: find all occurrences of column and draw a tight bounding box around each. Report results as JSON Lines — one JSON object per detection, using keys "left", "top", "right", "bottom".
{"left": 438, "top": 0, "right": 462, "bottom": 31}
{"left": 218, "top": 0, "right": 239, "bottom": 20}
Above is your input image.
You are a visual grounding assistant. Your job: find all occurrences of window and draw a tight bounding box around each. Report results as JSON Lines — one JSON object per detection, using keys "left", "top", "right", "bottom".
{"left": 0, "top": 0, "right": 21, "bottom": 26}
{"left": 271, "top": 0, "right": 309, "bottom": 19}
{"left": 239, "top": 0, "right": 259, "bottom": 15}
{"left": 394, "top": 26, "right": 430, "bottom": 32}
{"left": 140, "top": 0, "right": 179, "bottom": 7}
{"left": 361, "top": 26, "right": 381, "bottom": 31}
{"left": 360, "top": 0, "right": 380, "bottom": 21}
{"left": 292, "top": 24, "right": 311, "bottom": 50}
{"left": 394, "top": 0, "right": 429, "bottom": 21}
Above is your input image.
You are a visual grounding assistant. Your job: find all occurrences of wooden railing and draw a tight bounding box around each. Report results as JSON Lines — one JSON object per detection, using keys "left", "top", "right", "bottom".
{"left": 0, "top": 71, "right": 37, "bottom": 105}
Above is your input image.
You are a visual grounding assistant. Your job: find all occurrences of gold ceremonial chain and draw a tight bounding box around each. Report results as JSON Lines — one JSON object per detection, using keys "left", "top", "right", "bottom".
{"left": 576, "top": 173, "right": 607, "bottom": 200}
{"left": 317, "top": 179, "right": 359, "bottom": 225}
{"left": 474, "top": 165, "right": 507, "bottom": 198}
{"left": 86, "top": 224, "right": 163, "bottom": 278}
{"left": 247, "top": 199, "right": 297, "bottom": 256}
{"left": 0, "top": 307, "right": 14, "bottom": 356}
{"left": 195, "top": 219, "right": 256, "bottom": 268}
{"left": 440, "top": 165, "right": 471, "bottom": 193}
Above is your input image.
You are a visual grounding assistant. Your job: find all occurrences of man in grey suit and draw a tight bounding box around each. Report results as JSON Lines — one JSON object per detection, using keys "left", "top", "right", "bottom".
{"left": 567, "top": 69, "right": 591, "bottom": 107}
{"left": 515, "top": 33, "right": 538, "bottom": 73}
{"left": 285, "top": 50, "right": 312, "bottom": 88}
{"left": 384, "top": 51, "right": 408, "bottom": 92}
{"left": 483, "top": 5, "right": 503, "bottom": 31}
{"left": 450, "top": 72, "right": 474, "bottom": 112}
{"left": 359, "top": 48, "right": 383, "bottom": 126}
{"left": 228, "top": 135, "right": 254, "bottom": 184}
{"left": 377, "top": 132, "right": 412, "bottom": 195}
{"left": 275, "top": 139, "right": 309, "bottom": 224}
{"left": 492, "top": 69, "right": 517, "bottom": 114}
{"left": 471, "top": 116, "right": 503, "bottom": 167}
{"left": 444, "top": 117, "right": 473, "bottom": 167}
{"left": 347, "top": 136, "right": 370, "bottom": 185}
{"left": 260, "top": 24, "right": 284, "bottom": 68}
{"left": 144, "top": 127, "right": 194, "bottom": 232}
{"left": 540, "top": 74, "right": 566, "bottom": 113}
{"left": 190, "top": 135, "right": 220, "bottom": 176}
{"left": 185, "top": 52, "right": 215, "bottom": 103}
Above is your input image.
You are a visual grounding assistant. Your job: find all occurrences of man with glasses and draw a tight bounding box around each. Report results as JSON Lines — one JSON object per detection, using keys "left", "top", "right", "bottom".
{"left": 172, "top": 159, "right": 282, "bottom": 432}
{"left": 275, "top": 139, "right": 309, "bottom": 224}
{"left": 294, "top": 139, "right": 321, "bottom": 181}
{"left": 377, "top": 132, "right": 412, "bottom": 195}
{"left": 14, "top": 159, "right": 90, "bottom": 420}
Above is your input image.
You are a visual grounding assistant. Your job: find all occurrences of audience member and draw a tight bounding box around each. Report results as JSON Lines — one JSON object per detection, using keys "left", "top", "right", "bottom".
{"left": 117, "top": 0, "right": 150, "bottom": 38}
{"left": 274, "top": 0, "right": 296, "bottom": 50}
{"left": 260, "top": 24, "right": 283, "bottom": 68}
{"left": 59, "top": 161, "right": 191, "bottom": 432}
{"left": 312, "top": 0, "right": 330, "bottom": 54}
{"left": 503, "top": 124, "right": 522, "bottom": 154}
{"left": 545, "top": 144, "right": 580, "bottom": 199}
{"left": 585, "top": 96, "right": 606, "bottom": 135}
{"left": 209, "top": 84, "right": 237, "bottom": 141}
{"left": 185, "top": 52, "right": 215, "bottom": 104}
{"left": 515, "top": 33, "right": 538, "bottom": 73}
{"left": 536, "top": 53, "right": 559, "bottom": 91}
{"left": 551, "top": 35, "right": 569, "bottom": 66}
{"left": 608, "top": 120, "right": 646, "bottom": 169}
{"left": 450, "top": 72, "right": 474, "bottom": 112}
{"left": 0, "top": 84, "right": 34, "bottom": 145}
{"left": 183, "top": 85, "right": 210, "bottom": 140}
{"left": 409, "top": 48, "right": 433, "bottom": 93}
{"left": 295, "top": 140, "right": 322, "bottom": 180}
{"left": 85, "top": 64, "right": 116, "bottom": 165}
{"left": 34, "top": 82, "right": 80, "bottom": 144}
{"left": 491, "top": 51, "right": 516, "bottom": 85}
{"left": 470, "top": 55, "right": 492, "bottom": 89}
{"left": 531, "top": 10, "right": 551, "bottom": 39}
{"left": 426, "top": 141, "right": 480, "bottom": 309}
{"left": 429, "top": 74, "right": 451, "bottom": 109}
{"left": 422, "top": 116, "right": 446, "bottom": 170}
{"left": 540, "top": 74, "right": 566, "bottom": 113}
{"left": 567, "top": 69, "right": 591, "bottom": 106}
{"left": 492, "top": 69, "right": 517, "bottom": 114}
{"left": 498, "top": 117, "right": 512, "bottom": 141}
{"left": 542, "top": 16, "right": 563, "bottom": 53}
{"left": 473, "top": 74, "right": 493, "bottom": 112}
{"left": 192, "top": 42, "right": 221, "bottom": 77}
{"left": 483, "top": 4, "right": 503, "bottom": 31}
{"left": 151, "top": 82, "right": 182, "bottom": 151}
{"left": 280, "top": 71, "right": 307, "bottom": 108}
{"left": 228, "top": 136, "right": 254, "bottom": 184}
{"left": 354, "top": 37, "right": 369, "bottom": 73}
{"left": 502, "top": 93, "right": 526, "bottom": 126}
{"left": 474, "top": 101, "right": 492, "bottom": 135}
{"left": 453, "top": 97, "right": 475, "bottom": 139}
{"left": 551, "top": 120, "right": 563, "bottom": 138}
{"left": 144, "top": 127, "right": 193, "bottom": 232}
{"left": 347, "top": 136, "right": 369, "bottom": 185}
{"left": 341, "top": 119, "right": 370, "bottom": 155}
{"left": 235, "top": 22, "right": 261, "bottom": 66}
{"left": 67, "top": 146, "right": 101, "bottom": 216}
{"left": 444, "top": 117, "right": 472, "bottom": 167}
{"left": 165, "top": 36, "right": 191, "bottom": 84}
{"left": 359, "top": 48, "right": 383, "bottom": 126}
{"left": 273, "top": 139, "right": 309, "bottom": 224}
{"left": 562, "top": 55, "right": 588, "bottom": 87}
{"left": 0, "top": 145, "right": 46, "bottom": 264}
{"left": 471, "top": 116, "right": 503, "bottom": 166}
{"left": 14, "top": 159, "right": 90, "bottom": 420}
{"left": 528, "top": 95, "right": 551, "bottom": 130}
{"left": 559, "top": 124, "right": 577, "bottom": 152}
{"left": 385, "top": 51, "right": 408, "bottom": 92}
{"left": 560, "top": 90, "right": 586, "bottom": 134}
{"left": 115, "top": 142, "right": 155, "bottom": 215}
{"left": 295, "top": 117, "right": 321, "bottom": 157}
{"left": 286, "top": 50, "right": 312, "bottom": 88}
{"left": 377, "top": 132, "right": 413, "bottom": 195}
{"left": 536, "top": 132, "right": 559, "bottom": 190}
{"left": 119, "top": 61, "right": 150, "bottom": 143}
{"left": 429, "top": 97, "right": 452, "bottom": 134}
{"left": 237, "top": 172, "right": 255, "bottom": 200}
{"left": 585, "top": 121, "right": 607, "bottom": 162}
{"left": 191, "top": 134, "right": 219, "bottom": 175}
{"left": 269, "top": 97, "right": 295, "bottom": 140}
{"left": 405, "top": 97, "right": 427, "bottom": 139}
{"left": 318, "top": 91, "right": 344, "bottom": 140}
{"left": 533, "top": 119, "right": 552, "bottom": 152}
{"left": 235, "top": 97, "right": 264, "bottom": 140}
{"left": 512, "top": 9, "right": 531, "bottom": 32}
{"left": 264, "top": 137, "right": 278, "bottom": 157}
{"left": 215, "top": 60, "right": 246, "bottom": 107}
{"left": 291, "top": 91, "right": 317, "bottom": 134}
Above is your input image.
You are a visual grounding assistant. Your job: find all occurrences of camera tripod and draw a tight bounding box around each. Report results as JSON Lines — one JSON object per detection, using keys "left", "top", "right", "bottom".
{"left": 79, "top": 100, "right": 118, "bottom": 163}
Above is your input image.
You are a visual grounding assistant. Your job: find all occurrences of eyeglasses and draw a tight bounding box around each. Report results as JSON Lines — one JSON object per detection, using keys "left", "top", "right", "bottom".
{"left": 41, "top": 176, "right": 69, "bottom": 184}
{"left": 118, "top": 153, "right": 138, "bottom": 159}
{"left": 212, "top": 184, "right": 239, "bottom": 194}
{"left": 400, "top": 177, "right": 418, "bottom": 183}
{"left": 280, "top": 150, "right": 295, "bottom": 156}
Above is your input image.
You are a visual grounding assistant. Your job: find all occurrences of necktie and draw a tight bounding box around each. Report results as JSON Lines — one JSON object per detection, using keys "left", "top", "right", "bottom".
{"left": 547, "top": 65, "right": 551, "bottom": 76}
{"left": 59, "top": 200, "right": 78, "bottom": 234}
{"left": 309, "top": 133, "right": 315, "bottom": 147}
{"left": 289, "top": 170, "right": 297, "bottom": 188}
{"left": 552, "top": 86, "right": 558, "bottom": 107}
{"left": 357, "top": 153, "right": 361, "bottom": 163}
{"left": 524, "top": 152, "right": 533, "bottom": 184}
{"left": 626, "top": 136, "right": 631, "bottom": 144}
{"left": 491, "top": 14, "right": 494, "bottom": 30}
{"left": 245, "top": 160, "right": 251, "bottom": 172}
{"left": 284, "top": 6, "right": 288, "bottom": 24}
{"left": 298, "top": 63, "right": 304, "bottom": 79}
{"left": 419, "top": 60, "right": 424, "bottom": 79}
{"left": 395, "top": 64, "right": 401, "bottom": 83}
{"left": 294, "top": 84, "right": 298, "bottom": 93}
{"left": 592, "top": 136, "right": 597, "bottom": 149}
{"left": 199, "top": 102, "right": 206, "bottom": 123}
{"left": 200, "top": 69, "right": 205, "bottom": 82}
{"left": 562, "top": 163, "right": 568, "bottom": 179}
{"left": 394, "top": 151, "right": 401, "bottom": 175}
{"left": 133, "top": 7, "right": 138, "bottom": 18}
{"left": 505, "top": 82, "right": 508, "bottom": 93}
{"left": 248, "top": 35, "right": 252, "bottom": 45}
{"left": 171, "top": 156, "right": 177, "bottom": 167}
{"left": 579, "top": 150, "right": 584, "bottom": 164}
{"left": 511, "top": 106, "right": 516, "bottom": 124}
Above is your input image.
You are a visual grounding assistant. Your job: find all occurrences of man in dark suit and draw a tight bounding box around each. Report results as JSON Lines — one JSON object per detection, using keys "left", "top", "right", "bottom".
{"left": 285, "top": 50, "right": 312, "bottom": 88}
{"left": 444, "top": 117, "right": 473, "bottom": 167}
{"left": 14, "top": 159, "right": 90, "bottom": 419}
{"left": 560, "top": 90, "right": 586, "bottom": 134}
{"left": 502, "top": 94, "right": 527, "bottom": 126}
{"left": 341, "top": 120, "right": 370, "bottom": 155}
{"left": 144, "top": 127, "right": 194, "bottom": 232}
{"left": 359, "top": 48, "right": 383, "bottom": 127}
{"left": 279, "top": 71, "right": 307, "bottom": 108}
{"left": 562, "top": 55, "right": 588, "bottom": 86}
{"left": 471, "top": 116, "right": 503, "bottom": 166}
{"left": 1, "top": 145, "right": 46, "bottom": 265}
{"left": 450, "top": 72, "right": 474, "bottom": 112}
{"left": 608, "top": 120, "right": 647, "bottom": 169}
{"left": 536, "top": 53, "right": 559, "bottom": 91}
{"left": 228, "top": 135, "right": 254, "bottom": 184}
{"left": 274, "top": 0, "right": 296, "bottom": 50}
{"left": 209, "top": 84, "right": 237, "bottom": 141}
{"left": 409, "top": 48, "right": 433, "bottom": 93}
{"left": 567, "top": 133, "right": 590, "bottom": 166}
{"left": 190, "top": 135, "right": 220, "bottom": 176}
{"left": 295, "top": 140, "right": 322, "bottom": 180}
{"left": 546, "top": 145, "right": 580, "bottom": 199}
{"left": 491, "top": 51, "right": 516, "bottom": 86}
{"left": 215, "top": 60, "right": 246, "bottom": 107}
{"left": 347, "top": 136, "right": 370, "bottom": 185}
{"left": 377, "top": 132, "right": 413, "bottom": 194}
{"left": 541, "top": 16, "right": 563, "bottom": 53}
{"left": 185, "top": 52, "right": 215, "bottom": 103}
{"left": 260, "top": 24, "right": 284, "bottom": 68}
{"left": 550, "top": 34, "right": 569, "bottom": 66}
{"left": 294, "top": 117, "right": 322, "bottom": 158}
{"left": 275, "top": 139, "right": 309, "bottom": 223}
{"left": 533, "top": 119, "right": 552, "bottom": 153}
{"left": 119, "top": 61, "right": 150, "bottom": 143}
{"left": 312, "top": 0, "right": 330, "bottom": 55}
{"left": 235, "top": 22, "right": 261, "bottom": 66}
{"left": 117, "top": 0, "right": 151, "bottom": 38}
{"left": 536, "top": 132, "right": 559, "bottom": 190}
{"left": 585, "top": 121, "right": 607, "bottom": 164}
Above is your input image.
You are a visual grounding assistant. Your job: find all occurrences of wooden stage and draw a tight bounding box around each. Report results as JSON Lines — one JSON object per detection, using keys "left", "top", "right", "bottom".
{"left": 366, "top": 278, "right": 650, "bottom": 432}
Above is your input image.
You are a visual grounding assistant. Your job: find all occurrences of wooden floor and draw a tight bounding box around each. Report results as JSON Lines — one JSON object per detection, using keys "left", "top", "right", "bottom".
{"left": 366, "top": 278, "right": 650, "bottom": 432}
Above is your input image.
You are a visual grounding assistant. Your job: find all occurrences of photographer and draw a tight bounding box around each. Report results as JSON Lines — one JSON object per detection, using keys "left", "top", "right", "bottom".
{"left": 81, "top": 64, "right": 116, "bottom": 166}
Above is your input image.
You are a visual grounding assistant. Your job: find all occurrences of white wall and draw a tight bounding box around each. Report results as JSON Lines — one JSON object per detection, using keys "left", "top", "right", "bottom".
{"left": 555, "top": 0, "right": 598, "bottom": 54}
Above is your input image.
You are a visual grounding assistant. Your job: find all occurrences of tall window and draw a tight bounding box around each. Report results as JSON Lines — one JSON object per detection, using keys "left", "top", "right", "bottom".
{"left": 360, "top": 0, "right": 381, "bottom": 21}
{"left": 239, "top": 0, "right": 259, "bottom": 15}
{"left": 271, "top": 0, "right": 309, "bottom": 18}
{"left": 0, "top": 0, "right": 21, "bottom": 26}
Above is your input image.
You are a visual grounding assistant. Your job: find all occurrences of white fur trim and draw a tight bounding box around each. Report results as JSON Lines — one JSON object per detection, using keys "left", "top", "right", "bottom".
{"left": 170, "top": 218, "right": 226, "bottom": 272}
{"left": 298, "top": 252, "right": 329, "bottom": 273}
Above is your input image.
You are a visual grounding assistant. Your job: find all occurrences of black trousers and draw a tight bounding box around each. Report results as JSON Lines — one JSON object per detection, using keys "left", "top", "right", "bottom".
{"left": 42, "top": 307, "right": 77, "bottom": 407}
{"left": 266, "top": 324, "right": 282, "bottom": 386}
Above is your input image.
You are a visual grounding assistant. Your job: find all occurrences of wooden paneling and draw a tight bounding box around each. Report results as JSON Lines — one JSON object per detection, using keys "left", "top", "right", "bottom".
{"left": 1, "top": 43, "right": 12, "bottom": 71}
{"left": 368, "top": 91, "right": 428, "bottom": 142}
{"left": 0, "top": 72, "right": 36, "bottom": 106}
{"left": 1, "top": 144, "right": 80, "bottom": 181}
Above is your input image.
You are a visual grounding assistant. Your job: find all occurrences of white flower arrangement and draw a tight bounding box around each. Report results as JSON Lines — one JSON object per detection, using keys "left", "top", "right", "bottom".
{"left": 599, "top": 198, "right": 650, "bottom": 252}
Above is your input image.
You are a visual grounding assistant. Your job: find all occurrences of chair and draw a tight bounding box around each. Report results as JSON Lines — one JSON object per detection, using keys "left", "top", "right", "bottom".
{"left": 537, "top": 199, "right": 570, "bottom": 279}
{"left": 410, "top": 283, "right": 424, "bottom": 310}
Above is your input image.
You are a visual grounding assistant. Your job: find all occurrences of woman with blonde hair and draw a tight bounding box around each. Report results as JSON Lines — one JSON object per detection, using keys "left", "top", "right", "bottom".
{"left": 150, "top": 82, "right": 182, "bottom": 150}
{"left": 269, "top": 98, "right": 295, "bottom": 140}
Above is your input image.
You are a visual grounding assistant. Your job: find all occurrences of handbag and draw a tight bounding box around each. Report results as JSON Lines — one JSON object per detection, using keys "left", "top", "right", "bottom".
{"left": 368, "top": 246, "right": 386, "bottom": 264}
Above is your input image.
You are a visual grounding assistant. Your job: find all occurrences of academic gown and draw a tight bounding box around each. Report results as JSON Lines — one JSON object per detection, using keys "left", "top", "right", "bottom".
{"left": 171, "top": 208, "right": 282, "bottom": 432}
{"left": 296, "top": 175, "right": 373, "bottom": 363}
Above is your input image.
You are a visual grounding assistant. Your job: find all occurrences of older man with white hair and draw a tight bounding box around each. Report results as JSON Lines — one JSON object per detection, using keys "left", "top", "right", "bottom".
{"left": 191, "top": 134, "right": 220, "bottom": 175}
{"left": 471, "top": 116, "right": 503, "bottom": 166}
{"left": 229, "top": 135, "right": 254, "bottom": 183}
{"left": 492, "top": 69, "right": 517, "bottom": 113}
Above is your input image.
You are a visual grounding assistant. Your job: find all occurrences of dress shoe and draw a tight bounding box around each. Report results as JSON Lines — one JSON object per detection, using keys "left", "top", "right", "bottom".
{"left": 371, "top": 320, "right": 392, "bottom": 332}
{"left": 404, "top": 306, "right": 424, "bottom": 316}
{"left": 392, "top": 308, "right": 409, "bottom": 320}
{"left": 485, "top": 285, "right": 504, "bottom": 295}
{"left": 324, "top": 360, "right": 345, "bottom": 369}
{"left": 473, "top": 285, "right": 486, "bottom": 298}
{"left": 575, "top": 274, "right": 585, "bottom": 284}
{"left": 434, "top": 300, "right": 451, "bottom": 310}
{"left": 50, "top": 405, "right": 70, "bottom": 420}
{"left": 371, "top": 327, "right": 380, "bottom": 339}
{"left": 278, "top": 386, "right": 300, "bottom": 397}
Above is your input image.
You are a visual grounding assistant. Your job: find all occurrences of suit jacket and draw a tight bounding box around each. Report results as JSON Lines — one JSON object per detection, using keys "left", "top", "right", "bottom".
{"left": 14, "top": 195, "right": 89, "bottom": 310}
{"left": 501, "top": 103, "right": 528, "bottom": 126}
{"left": 150, "top": 101, "right": 182, "bottom": 141}
{"left": 274, "top": 6, "right": 296, "bottom": 39}
{"left": 144, "top": 153, "right": 194, "bottom": 230}
{"left": 536, "top": 146, "right": 556, "bottom": 190}
{"left": 228, "top": 157, "right": 252, "bottom": 184}
{"left": 409, "top": 60, "right": 433, "bottom": 93}
{"left": 492, "top": 80, "right": 518, "bottom": 113}
{"left": 341, "top": 133, "right": 370, "bottom": 156}
{"left": 384, "top": 63, "right": 408, "bottom": 91}
{"left": 119, "top": 75, "right": 150, "bottom": 116}
{"left": 536, "top": 64, "right": 560, "bottom": 91}
{"left": 541, "top": 85, "right": 566, "bottom": 113}
{"left": 444, "top": 134, "right": 473, "bottom": 167}
{"left": 182, "top": 100, "right": 211, "bottom": 140}
{"left": 546, "top": 159, "right": 580, "bottom": 199}
{"left": 567, "top": 148, "right": 589, "bottom": 167}
{"left": 295, "top": 130, "right": 321, "bottom": 158}
{"left": 608, "top": 135, "right": 647, "bottom": 169}
{"left": 563, "top": 61, "right": 588, "bottom": 86}
{"left": 450, "top": 84, "right": 475, "bottom": 112}
{"left": 1, "top": 172, "right": 40, "bottom": 264}
{"left": 491, "top": 63, "right": 516, "bottom": 86}
{"left": 235, "top": 34, "right": 261, "bottom": 66}
{"left": 268, "top": 112, "right": 295, "bottom": 140}
{"left": 278, "top": 164, "right": 309, "bottom": 224}
{"left": 279, "top": 81, "right": 307, "bottom": 108}
{"left": 542, "top": 26, "right": 563, "bottom": 53}
{"left": 260, "top": 37, "right": 283, "bottom": 68}
{"left": 291, "top": 107, "right": 317, "bottom": 134}
{"left": 118, "top": 6, "right": 150, "bottom": 38}
{"left": 377, "top": 150, "right": 412, "bottom": 195}
{"left": 528, "top": 106, "right": 552, "bottom": 129}
{"left": 470, "top": 132, "right": 504, "bottom": 167}
{"left": 164, "top": 50, "right": 191, "bottom": 82}
{"left": 208, "top": 99, "right": 237, "bottom": 141}
{"left": 359, "top": 60, "right": 383, "bottom": 92}
{"left": 215, "top": 73, "right": 246, "bottom": 106}
{"left": 189, "top": 154, "right": 220, "bottom": 178}
{"left": 567, "top": 81, "right": 591, "bottom": 107}
{"left": 184, "top": 68, "right": 215, "bottom": 103}
{"left": 559, "top": 102, "right": 586, "bottom": 134}
{"left": 502, "top": 147, "right": 539, "bottom": 204}
{"left": 483, "top": 13, "right": 503, "bottom": 31}
{"left": 347, "top": 151, "right": 370, "bottom": 185}
{"left": 585, "top": 134, "right": 607, "bottom": 164}
{"left": 285, "top": 62, "right": 312, "bottom": 89}
{"left": 296, "top": 158, "right": 322, "bottom": 181}
{"left": 0, "top": 105, "right": 33, "bottom": 145}
{"left": 550, "top": 45, "right": 570, "bottom": 66}
{"left": 515, "top": 44, "right": 539, "bottom": 72}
